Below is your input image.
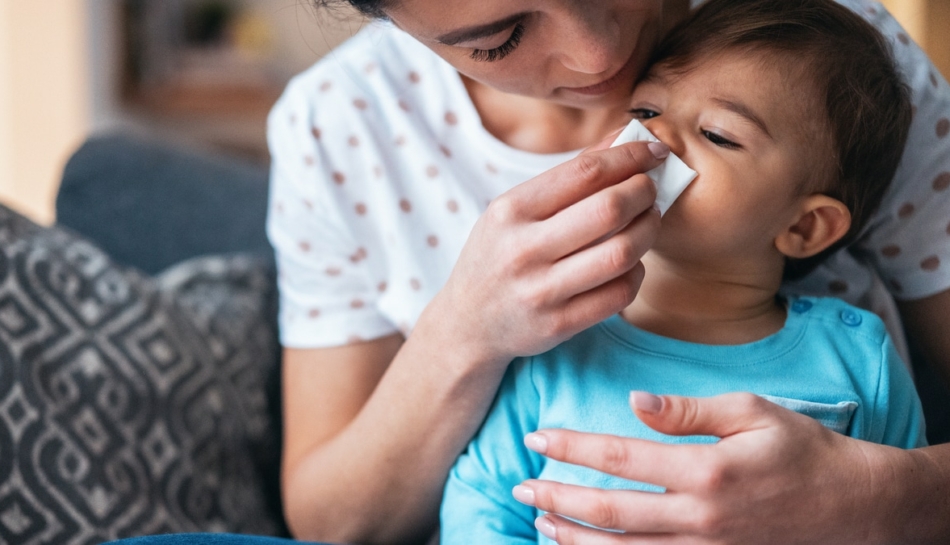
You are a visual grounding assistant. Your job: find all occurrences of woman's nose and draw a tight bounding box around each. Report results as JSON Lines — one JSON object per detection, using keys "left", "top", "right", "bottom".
{"left": 555, "top": 13, "right": 618, "bottom": 75}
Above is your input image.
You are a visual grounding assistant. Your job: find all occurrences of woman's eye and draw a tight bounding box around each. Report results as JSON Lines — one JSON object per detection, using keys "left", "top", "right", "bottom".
{"left": 628, "top": 108, "right": 660, "bottom": 120}
{"left": 703, "top": 130, "right": 741, "bottom": 150}
{"left": 470, "top": 23, "right": 525, "bottom": 62}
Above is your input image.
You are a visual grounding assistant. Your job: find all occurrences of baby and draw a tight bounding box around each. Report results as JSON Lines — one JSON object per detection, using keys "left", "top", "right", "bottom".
{"left": 440, "top": 0, "right": 925, "bottom": 542}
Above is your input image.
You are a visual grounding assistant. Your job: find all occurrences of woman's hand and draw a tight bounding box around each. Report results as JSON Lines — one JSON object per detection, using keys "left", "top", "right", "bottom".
{"left": 515, "top": 392, "right": 945, "bottom": 544}
{"left": 423, "top": 138, "right": 668, "bottom": 367}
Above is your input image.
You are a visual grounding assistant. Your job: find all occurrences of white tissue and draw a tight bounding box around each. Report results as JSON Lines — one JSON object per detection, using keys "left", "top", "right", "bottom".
{"left": 610, "top": 120, "right": 697, "bottom": 216}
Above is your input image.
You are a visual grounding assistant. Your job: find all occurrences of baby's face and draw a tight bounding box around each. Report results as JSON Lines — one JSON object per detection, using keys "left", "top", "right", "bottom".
{"left": 629, "top": 50, "right": 832, "bottom": 267}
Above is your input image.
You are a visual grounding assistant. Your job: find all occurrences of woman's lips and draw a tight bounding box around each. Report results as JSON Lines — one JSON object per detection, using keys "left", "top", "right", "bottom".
{"left": 560, "top": 52, "right": 638, "bottom": 96}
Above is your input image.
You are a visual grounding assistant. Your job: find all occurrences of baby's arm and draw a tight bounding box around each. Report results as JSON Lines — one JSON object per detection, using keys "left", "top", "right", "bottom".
{"left": 870, "top": 334, "right": 928, "bottom": 448}
{"left": 440, "top": 358, "right": 544, "bottom": 544}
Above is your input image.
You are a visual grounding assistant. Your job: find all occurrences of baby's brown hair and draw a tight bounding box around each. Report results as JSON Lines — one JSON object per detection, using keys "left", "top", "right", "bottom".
{"left": 649, "top": 0, "right": 912, "bottom": 279}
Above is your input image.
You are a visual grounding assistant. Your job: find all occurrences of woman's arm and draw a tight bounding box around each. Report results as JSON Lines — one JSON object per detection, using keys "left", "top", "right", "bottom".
{"left": 517, "top": 391, "right": 950, "bottom": 544}
{"left": 280, "top": 140, "right": 667, "bottom": 545}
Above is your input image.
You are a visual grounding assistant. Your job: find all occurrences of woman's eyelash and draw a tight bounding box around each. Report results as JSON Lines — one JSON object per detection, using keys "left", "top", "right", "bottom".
{"left": 703, "top": 130, "right": 741, "bottom": 150}
{"left": 470, "top": 23, "right": 525, "bottom": 62}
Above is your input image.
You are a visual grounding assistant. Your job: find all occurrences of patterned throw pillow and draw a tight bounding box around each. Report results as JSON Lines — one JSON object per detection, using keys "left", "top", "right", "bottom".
{"left": 0, "top": 205, "right": 285, "bottom": 544}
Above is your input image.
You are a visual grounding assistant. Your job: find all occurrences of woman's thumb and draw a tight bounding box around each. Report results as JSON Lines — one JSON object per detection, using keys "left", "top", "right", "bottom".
{"left": 630, "top": 391, "right": 778, "bottom": 438}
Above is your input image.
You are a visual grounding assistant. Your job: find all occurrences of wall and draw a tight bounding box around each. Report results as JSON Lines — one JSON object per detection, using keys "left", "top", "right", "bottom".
{"left": 0, "top": 2, "right": 91, "bottom": 225}
{"left": 882, "top": 0, "right": 950, "bottom": 79}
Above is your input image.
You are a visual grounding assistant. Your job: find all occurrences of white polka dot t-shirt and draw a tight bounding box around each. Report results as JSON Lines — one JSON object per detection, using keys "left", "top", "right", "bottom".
{"left": 267, "top": 24, "right": 574, "bottom": 347}
{"left": 268, "top": 1, "right": 950, "bottom": 349}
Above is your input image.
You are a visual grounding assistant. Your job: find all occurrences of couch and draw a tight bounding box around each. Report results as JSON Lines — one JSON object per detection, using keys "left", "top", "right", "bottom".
{"left": 1, "top": 133, "right": 948, "bottom": 544}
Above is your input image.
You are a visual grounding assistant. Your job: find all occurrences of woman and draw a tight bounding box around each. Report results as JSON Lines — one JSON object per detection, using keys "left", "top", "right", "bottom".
{"left": 122, "top": 0, "right": 950, "bottom": 543}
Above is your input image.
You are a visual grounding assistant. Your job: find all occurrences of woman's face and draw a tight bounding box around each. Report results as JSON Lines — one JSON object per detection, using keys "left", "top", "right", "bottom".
{"left": 386, "top": 0, "right": 667, "bottom": 110}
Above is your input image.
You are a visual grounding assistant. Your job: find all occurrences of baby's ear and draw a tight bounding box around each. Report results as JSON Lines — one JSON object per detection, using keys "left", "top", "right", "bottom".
{"left": 774, "top": 195, "right": 851, "bottom": 259}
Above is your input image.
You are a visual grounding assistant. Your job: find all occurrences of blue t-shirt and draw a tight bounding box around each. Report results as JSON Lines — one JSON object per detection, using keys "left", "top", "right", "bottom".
{"left": 440, "top": 297, "right": 927, "bottom": 544}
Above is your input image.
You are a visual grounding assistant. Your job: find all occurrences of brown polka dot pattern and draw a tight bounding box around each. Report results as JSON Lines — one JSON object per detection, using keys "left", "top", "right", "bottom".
{"left": 828, "top": 280, "right": 848, "bottom": 294}
{"left": 921, "top": 256, "right": 941, "bottom": 271}
{"left": 408, "top": 71, "right": 421, "bottom": 84}
{"left": 426, "top": 166, "right": 439, "bottom": 178}
{"left": 410, "top": 278, "right": 421, "bottom": 291}
{"left": 320, "top": 81, "right": 332, "bottom": 92}
{"left": 348, "top": 136, "right": 360, "bottom": 147}
{"left": 350, "top": 247, "right": 368, "bottom": 264}
{"left": 364, "top": 62, "right": 377, "bottom": 73}
{"left": 890, "top": 279, "right": 904, "bottom": 293}
{"left": 309, "top": 309, "right": 321, "bottom": 319}
{"left": 333, "top": 172, "right": 346, "bottom": 185}
{"left": 289, "top": 114, "right": 297, "bottom": 125}
{"left": 897, "top": 33, "right": 910, "bottom": 45}
{"left": 395, "top": 135, "right": 407, "bottom": 147}
{"left": 486, "top": 163, "right": 498, "bottom": 175}
{"left": 447, "top": 200, "right": 459, "bottom": 213}
{"left": 275, "top": 202, "right": 284, "bottom": 214}
{"left": 440, "top": 145, "right": 452, "bottom": 158}
{"left": 373, "top": 165, "right": 383, "bottom": 178}
{"left": 303, "top": 199, "right": 314, "bottom": 210}
{"left": 398, "top": 100, "right": 411, "bottom": 112}
{"left": 304, "top": 155, "right": 315, "bottom": 166}
{"left": 355, "top": 203, "right": 367, "bottom": 215}
{"left": 937, "top": 118, "right": 950, "bottom": 138}
{"left": 934, "top": 172, "right": 950, "bottom": 191}
{"left": 427, "top": 235, "right": 439, "bottom": 248}
{"left": 299, "top": 241, "right": 311, "bottom": 253}
{"left": 353, "top": 99, "right": 368, "bottom": 110}
{"left": 326, "top": 267, "right": 342, "bottom": 277}
{"left": 312, "top": 127, "right": 322, "bottom": 140}
{"left": 378, "top": 281, "right": 388, "bottom": 293}
{"left": 881, "top": 245, "right": 901, "bottom": 258}
{"left": 400, "top": 199, "right": 412, "bottom": 213}
{"left": 351, "top": 299, "right": 365, "bottom": 309}
{"left": 445, "top": 111, "right": 458, "bottom": 125}
{"left": 932, "top": 72, "right": 940, "bottom": 88}
{"left": 898, "top": 203, "right": 915, "bottom": 218}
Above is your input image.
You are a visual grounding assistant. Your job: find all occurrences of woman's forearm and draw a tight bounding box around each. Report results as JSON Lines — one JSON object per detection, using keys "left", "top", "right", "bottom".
{"left": 283, "top": 298, "right": 511, "bottom": 544}
{"left": 873, "top": 443, "right": 950, "bottom": 544}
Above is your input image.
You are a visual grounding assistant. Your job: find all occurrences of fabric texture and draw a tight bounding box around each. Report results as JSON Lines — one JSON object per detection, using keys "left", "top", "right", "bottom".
{"left": 440, "top": 297, "right": 926, "bottom": 544}
{"left": 103, "top": 534, "right": 329, "bottom": 545}
{"left": 0, "top": 204, "right": 286, "bottom": 544}
{"left": 57, "top": 134, "right": 272, "bottom": 276}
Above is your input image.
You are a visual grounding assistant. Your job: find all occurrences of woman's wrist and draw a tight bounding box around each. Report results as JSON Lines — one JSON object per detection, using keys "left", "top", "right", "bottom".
{"left": 864, "top": 442, "right": 950, "bottom": 544}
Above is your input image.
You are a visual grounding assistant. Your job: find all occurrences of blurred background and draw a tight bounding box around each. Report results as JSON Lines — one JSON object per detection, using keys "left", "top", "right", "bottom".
{"left": 0, "top": 0, "right": 946, "bottom": 226}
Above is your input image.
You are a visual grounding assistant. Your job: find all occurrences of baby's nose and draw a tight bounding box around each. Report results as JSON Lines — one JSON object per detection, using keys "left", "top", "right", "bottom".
{"left": 642, "top": 118, "right": 686, "bottom": 159}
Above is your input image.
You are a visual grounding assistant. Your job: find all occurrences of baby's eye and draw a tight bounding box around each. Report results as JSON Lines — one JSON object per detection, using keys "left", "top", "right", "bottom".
{"left": 628, "top": 108, "right": 660, "bottom": 120}
{"left": 702, "top": 130, "right": 741, "bottom": 150}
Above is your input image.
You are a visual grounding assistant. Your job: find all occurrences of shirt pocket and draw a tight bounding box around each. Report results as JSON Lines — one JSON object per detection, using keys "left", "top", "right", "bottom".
{"left": 759, "top": 395, "right": 858, "bottom": 435}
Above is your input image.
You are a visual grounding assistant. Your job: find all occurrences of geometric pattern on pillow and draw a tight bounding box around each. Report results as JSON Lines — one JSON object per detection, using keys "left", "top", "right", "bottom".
{"left": 0, "top": 205, "right": 284, "bottom": 544}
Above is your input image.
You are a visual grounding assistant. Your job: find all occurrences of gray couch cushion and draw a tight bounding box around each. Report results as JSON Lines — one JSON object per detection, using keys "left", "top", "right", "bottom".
{"left": 0, "top": 205, "right": 285, "bottom": 544}
{"left": 56, "top": 134, "right": 272, "bottom": 275}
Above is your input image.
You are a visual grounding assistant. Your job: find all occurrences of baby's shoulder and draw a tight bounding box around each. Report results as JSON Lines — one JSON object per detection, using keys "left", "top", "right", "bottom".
{"left": 788, "top": 295, "right": 889, "bottom": 346}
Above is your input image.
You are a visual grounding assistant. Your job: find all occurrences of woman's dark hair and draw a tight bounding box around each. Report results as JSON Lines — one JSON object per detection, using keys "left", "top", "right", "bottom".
{"left": 649, "top": 0, "right": 912, "bottom": 280}
{"left": 313, "top": 0, "right": 388, "bottom": 19}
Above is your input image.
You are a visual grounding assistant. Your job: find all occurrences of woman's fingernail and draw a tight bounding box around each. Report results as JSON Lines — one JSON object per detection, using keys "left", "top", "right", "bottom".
{"left": 535, "top": 516, "right": 558, "bottom": 540}
{"left": 512, "top": 485, "right": 536, "bottom": 506}
{"left": 648, "top": 142, "right": 670, "bottom": 159}
{"left": 524, "top": 432, "right": 549, "bottom": 454}
{"left": 631, "top": 391, "right": 663, "bottom": 414}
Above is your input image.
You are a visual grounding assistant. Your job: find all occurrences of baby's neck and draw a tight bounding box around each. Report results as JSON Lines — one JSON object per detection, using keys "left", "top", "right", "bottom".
{"left": 622, "top": 253, "right": 787, "bottom": 345}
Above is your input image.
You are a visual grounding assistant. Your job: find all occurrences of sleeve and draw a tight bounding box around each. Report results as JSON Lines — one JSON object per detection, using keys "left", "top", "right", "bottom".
{"left": 266, "top": 74, "right": 398, "bottom": 348}
{"left": 440, "top": 359, "right": 545, "bottom": 544}
{"left": 850, "top": 1, "right": 950, "bottom": 300}
{"left": 866, "top": 333, "right": 928, "bottom": 448}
